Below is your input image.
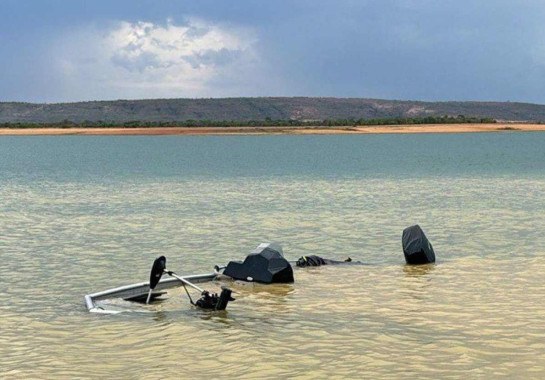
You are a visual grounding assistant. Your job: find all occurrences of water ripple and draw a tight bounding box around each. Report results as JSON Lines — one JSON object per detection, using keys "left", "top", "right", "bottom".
{"left": 2, "top": 175, "right": 545, "bottom": 378}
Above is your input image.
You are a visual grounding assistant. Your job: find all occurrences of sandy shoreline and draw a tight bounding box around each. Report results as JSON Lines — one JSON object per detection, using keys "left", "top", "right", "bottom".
{"left": 0, "top": 123, "right": 544, "bottom": 136}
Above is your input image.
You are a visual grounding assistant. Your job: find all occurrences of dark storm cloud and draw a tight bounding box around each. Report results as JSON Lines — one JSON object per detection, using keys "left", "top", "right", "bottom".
{"left": 1, "top": 0, "right": 544, "bottom": 103}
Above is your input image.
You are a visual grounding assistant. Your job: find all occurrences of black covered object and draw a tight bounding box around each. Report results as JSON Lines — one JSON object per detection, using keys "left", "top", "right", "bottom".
{"left": 223, "top": 243, "right": 294, "bottom": 283}
{"left": 296, "top": 255, "right": 355, "bottom": 267}
{"left": 195, "top": 287, "right": 235, "bottom": 310}
{"left": 296, "top": 255, "right": 327, "bottom": 267}
{"left": 402, "top": 225, "right": 436, "bottom": 264}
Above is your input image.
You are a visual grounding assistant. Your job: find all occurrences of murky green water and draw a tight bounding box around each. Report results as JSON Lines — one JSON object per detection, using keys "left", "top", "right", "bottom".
{"left": 1, "top": 133, "right": 545, "bottom": 378}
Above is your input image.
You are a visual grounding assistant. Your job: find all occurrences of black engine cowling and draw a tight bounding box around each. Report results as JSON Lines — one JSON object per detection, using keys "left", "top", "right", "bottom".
{"left": 223, "top": 243, "right": 294, "bottom": 283}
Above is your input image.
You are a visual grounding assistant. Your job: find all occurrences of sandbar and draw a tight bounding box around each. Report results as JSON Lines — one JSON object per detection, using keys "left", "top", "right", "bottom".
{"left": 0, "top": 123, "right": 544, "bottom": 136}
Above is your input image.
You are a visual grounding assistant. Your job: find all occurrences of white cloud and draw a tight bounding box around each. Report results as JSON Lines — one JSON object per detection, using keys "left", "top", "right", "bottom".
{"left": 53, "top": 19, "right": 263, "bottom": 100}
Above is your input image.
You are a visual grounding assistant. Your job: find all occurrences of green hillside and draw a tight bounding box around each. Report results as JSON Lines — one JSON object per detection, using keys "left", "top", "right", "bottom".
{"left": 1, "top": 97, "right": 544, "bottom": 124}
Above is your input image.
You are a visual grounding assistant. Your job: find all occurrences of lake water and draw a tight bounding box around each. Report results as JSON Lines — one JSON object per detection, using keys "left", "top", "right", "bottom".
{"left": 1, "top": 133, "right": 545, "bottom": 378}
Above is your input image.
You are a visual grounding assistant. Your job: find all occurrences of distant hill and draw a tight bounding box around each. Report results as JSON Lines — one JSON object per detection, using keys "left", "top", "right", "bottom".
{"left": 1, "top": 97, "right": 545, "bottom": 123}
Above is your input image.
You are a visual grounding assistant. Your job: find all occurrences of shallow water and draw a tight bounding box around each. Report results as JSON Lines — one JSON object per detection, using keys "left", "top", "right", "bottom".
{"left": 1, "top": 133, "right": 545, "bottom": 378}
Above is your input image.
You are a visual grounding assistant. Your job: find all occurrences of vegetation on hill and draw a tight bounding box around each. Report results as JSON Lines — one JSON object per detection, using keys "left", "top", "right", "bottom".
{"left": 0, "top": 97, "right": 544, "bottom": 124}
{"left": 0, "top": 115, "right": 496, "bottom": 129}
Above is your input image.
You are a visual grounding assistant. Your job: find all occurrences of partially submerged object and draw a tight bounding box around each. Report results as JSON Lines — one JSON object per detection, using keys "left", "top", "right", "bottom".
{"left": 223, "top": 242, "right": 294, "bottom": 283}
{"left": 85, "top": 242, "right": 292, "bottom": 313}
{"left": 85, "top": 231, "right": 438, "bottom": 314}
{"left": 84, "top": 272, "right": 219, "bottom": 313}
{"left": 402, "top": 225, "right": 436, "bottom": 265}
{"left": 146, "top": 256, "right": 234, "bottom": 310}
{"left": 295, "top": 255, "right": 358, "bottom": 267}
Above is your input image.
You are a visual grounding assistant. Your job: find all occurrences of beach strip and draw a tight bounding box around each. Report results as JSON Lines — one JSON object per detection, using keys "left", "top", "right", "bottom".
{"left": 0, "top": 123, "right": 544, "bottom": 136}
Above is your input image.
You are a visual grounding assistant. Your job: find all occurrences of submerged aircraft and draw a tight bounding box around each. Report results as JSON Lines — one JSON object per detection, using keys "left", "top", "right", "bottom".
{"left": 84, "top": 225, "right": 435, "bottom": 313}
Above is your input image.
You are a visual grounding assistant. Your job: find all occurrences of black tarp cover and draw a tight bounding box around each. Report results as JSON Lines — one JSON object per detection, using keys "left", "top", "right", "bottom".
{"left": 223, "top": 243, "right": 294, "bottom": 284}
{"left": 402, "top": 225, "right": 436, "bottom": 264}
{"left": 295, "top": 255, "right": 357, "bottom": 267}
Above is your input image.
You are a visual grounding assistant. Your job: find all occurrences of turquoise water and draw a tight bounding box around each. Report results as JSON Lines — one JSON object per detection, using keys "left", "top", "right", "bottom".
{"left": 1, "top": 133, "right": 545, "bottom": 378}
{"left": 2, "top": 133, "right": 545, "bottom": 180}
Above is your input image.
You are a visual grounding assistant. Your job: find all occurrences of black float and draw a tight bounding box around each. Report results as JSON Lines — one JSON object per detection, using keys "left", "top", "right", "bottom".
{"left": 402, "top": 225, "right": 436, "bottom": 265}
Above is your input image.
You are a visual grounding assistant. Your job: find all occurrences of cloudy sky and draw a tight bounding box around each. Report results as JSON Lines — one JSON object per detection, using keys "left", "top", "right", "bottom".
{"left": 1, "top": 0, "right": 545, "bottom": 103}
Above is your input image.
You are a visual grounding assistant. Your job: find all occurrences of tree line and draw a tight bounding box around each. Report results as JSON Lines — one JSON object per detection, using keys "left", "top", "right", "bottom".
{"left": 0, "top": 115, "right": 497, "bottom": 129}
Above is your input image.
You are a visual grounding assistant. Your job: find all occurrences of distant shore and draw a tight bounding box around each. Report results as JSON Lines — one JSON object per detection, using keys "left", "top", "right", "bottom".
{"left": 1, "top": 123, "right": 544, "bottom": 136}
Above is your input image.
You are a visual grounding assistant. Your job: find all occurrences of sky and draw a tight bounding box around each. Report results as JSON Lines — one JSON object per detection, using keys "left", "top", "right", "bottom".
{"left": 1, "top": 0, "right": 545, "bottom": 104}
